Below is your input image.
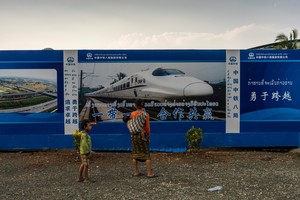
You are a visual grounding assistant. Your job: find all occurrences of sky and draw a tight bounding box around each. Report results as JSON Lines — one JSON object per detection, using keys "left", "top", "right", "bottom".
{"left": 0, "top": 0, "right": 299, "bottom": 50}
{"left": 0, "top": 69, "right": 57, "bottom": 82}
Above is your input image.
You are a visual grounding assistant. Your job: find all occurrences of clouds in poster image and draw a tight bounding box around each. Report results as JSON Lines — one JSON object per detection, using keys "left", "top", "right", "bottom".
{"left": 81, "top": 63, "right": 225, "bottom": 88}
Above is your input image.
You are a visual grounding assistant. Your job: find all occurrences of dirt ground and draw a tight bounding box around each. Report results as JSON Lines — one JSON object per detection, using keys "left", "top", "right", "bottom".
{"left": 0, "top": 148, "right": 299, "bottom": 200}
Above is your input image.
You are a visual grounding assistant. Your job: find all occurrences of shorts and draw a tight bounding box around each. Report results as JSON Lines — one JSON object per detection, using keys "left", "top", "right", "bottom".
{"left": 80, "top": 153, "right": 90, "bottom": 166}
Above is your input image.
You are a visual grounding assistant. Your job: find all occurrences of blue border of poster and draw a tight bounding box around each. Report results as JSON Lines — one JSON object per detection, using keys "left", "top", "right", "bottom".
{"left": 238, "top": 50, "right": 300, "bottom": 147}
{"left": 0, "top": 50, "right": 299, "bottom": 151}
{"left": 0, "top": 50, "right": 67, "bottom": 149}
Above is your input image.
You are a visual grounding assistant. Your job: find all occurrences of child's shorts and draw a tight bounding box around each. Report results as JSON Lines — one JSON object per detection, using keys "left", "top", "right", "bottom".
{"left": 80, "top": 153, "right": 90, "bottom": 165}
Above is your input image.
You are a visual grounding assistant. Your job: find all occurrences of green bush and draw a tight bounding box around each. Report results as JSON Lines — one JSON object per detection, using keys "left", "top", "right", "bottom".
{"left": 185, "top": 126, "right": 203, "bottom": 151}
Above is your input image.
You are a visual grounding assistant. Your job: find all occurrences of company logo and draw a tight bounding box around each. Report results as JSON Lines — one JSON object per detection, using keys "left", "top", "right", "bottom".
{"left": 86, "top": 53, "right": 94, "bottom": 60}
{"left": 67, "top": 57, "right": 74, "bottom": 63}
{"left": 229, "top": 56, "right": 237, "bottom": 62}
{"left": 228, "top": 56, "right": 238, "bottom": 66}
{"left": 248, "top": 52, "right": 255, "bottom": 59}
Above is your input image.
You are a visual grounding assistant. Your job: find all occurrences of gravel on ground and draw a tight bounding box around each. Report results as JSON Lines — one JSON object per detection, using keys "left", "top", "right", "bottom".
{"left": 0, "top": 148, "right": 299, "bottom": 200}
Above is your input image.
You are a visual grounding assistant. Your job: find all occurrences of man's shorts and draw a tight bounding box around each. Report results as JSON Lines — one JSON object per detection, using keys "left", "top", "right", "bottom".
{"left": 80, "top": 154, "right": 90, "bottom": 166}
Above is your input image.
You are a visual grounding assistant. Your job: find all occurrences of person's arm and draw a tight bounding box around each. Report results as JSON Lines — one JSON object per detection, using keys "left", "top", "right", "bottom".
{"left": 80, "top": 133, "right": 88, "bottom": 154}
{"left": 144, "top": 114, "right": 150, "bottom": 137}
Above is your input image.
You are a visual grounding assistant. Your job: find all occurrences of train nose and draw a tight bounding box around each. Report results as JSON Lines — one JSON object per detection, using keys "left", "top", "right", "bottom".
{"left": 183, "top": 82, "right": 213, "bottom": 97}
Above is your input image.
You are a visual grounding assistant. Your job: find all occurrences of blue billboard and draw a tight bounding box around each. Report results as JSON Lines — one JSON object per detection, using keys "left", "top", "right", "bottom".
{"left": 0, "top": 50, "right": 299, "bottom": 151}
{"left": 0, "top": 50, "right": 67, "bottom": 149}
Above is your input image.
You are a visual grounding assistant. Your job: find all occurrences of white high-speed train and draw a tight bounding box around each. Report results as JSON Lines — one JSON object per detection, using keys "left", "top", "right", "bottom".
{"left": 86, "top": 68, "right": 213, "bottom": 101}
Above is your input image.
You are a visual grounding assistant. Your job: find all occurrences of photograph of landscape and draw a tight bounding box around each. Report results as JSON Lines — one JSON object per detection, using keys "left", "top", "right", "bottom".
{"left": 0, "top": 69, "right": 57, "bottom": 113}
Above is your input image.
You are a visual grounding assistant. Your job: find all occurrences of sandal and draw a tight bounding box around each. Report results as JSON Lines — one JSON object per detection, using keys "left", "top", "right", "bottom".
{"left": 147, "top": 174, "right": 159, "bottom": 178}
{"left": 133, "top": 173, "right": 144, "bottom": 177}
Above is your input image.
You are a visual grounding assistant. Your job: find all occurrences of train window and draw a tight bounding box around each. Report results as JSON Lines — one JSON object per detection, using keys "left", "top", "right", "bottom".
{"left": 135, "top": 77, "right": 137, "bottom": 83}
{"left": 127, "top": 82, "right": 130, "bottom": 87}
{"left": 152, "top": 68, "right": 185, "bottom": 76}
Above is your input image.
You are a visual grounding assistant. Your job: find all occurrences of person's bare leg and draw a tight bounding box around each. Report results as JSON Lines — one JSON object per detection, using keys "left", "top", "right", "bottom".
{"left": 132, "top": 159, "right": 139, "bottom": 176}
{"left": 77, "top": 164, "right": 84, "bottom": 182}
{"left": 146, "top": 160, "right": 153, "bottom": 177}
{"left": 83, "top": 165, "right": 89, "bottom": 182}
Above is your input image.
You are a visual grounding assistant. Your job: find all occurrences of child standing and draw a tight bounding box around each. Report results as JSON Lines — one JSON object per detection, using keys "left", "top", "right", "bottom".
{"left": 77, "top": 119, "right": 93, "bottom": 182}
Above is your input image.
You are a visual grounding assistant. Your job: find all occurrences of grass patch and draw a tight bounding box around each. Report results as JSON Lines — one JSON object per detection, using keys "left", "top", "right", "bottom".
{"left": 0, "top": 96, "right": 54, "bottom": 109}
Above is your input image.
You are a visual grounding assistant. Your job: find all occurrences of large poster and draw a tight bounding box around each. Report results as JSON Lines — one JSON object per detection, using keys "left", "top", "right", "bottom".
{"left": 0, "top": 51, "right": 64, "bottom": 150}
{"left": 240, "top": 50, "right": 300, "bottom": 122}
{"left": 0, "top": 49, "right": 299, "bottom": 151}
{"left": 77, "top": 50, "right": 226, "bottom": 124}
